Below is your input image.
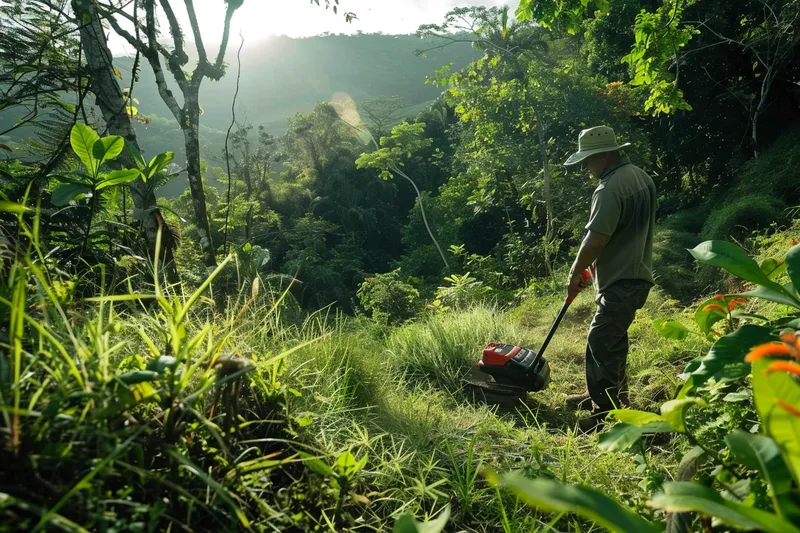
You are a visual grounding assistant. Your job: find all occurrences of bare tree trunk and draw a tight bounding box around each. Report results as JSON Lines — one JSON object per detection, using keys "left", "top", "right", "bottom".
{"left": 72, "top": 0, "right": 179, "bottom": 281}
{"left": 99, "top": 0, "right": 243, "bottom": 268}
{"left": 183, "top": 97, "right": 217, "bottom": 266}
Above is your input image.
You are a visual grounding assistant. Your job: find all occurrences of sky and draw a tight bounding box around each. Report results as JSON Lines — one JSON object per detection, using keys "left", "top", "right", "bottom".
{"left": 109, "top": 0, "right": 509, "bottom": 56}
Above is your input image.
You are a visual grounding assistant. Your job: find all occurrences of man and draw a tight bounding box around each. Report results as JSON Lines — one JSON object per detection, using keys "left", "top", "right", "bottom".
{"left": 563, "top": 126, "right": 657, "bottom": 433}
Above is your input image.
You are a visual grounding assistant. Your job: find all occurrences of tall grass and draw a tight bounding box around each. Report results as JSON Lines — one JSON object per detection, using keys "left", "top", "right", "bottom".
{"left": 386, "top": 305, "right": 537, "bottom": 393}
{"left": 3, "top": 199, "right": 747, "bottom": 532}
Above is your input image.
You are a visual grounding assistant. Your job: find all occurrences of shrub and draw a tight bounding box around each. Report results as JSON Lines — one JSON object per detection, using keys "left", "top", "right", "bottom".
{"left": 702, "top": 194, "right": 783, "bottom": 242}
{"left": 432, "top": 272, "right": 492, "bottom": 311}
{"left": 357, "top": 269, "right": 421, "bottom": 324}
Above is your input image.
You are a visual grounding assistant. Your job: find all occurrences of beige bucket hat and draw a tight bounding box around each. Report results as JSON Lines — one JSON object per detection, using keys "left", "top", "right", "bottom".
{"left": 563, "top": 125, "right": 631, "bottom": 166}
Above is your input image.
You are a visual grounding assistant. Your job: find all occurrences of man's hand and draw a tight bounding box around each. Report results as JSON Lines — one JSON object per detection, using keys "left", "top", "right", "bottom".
{"left": 567, "top": 270, "right": 591, "bottom": 300}
{"left": 567, "top": 231, "right": 609, "bottom": 300}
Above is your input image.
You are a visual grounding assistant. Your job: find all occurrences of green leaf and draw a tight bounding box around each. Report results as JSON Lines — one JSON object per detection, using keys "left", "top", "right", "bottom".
{"left": 609, "top": 409, "right": 666, "bottom": 426}
{"left": 393, "top": 506, "right": 450, "bottom": 533}
{"left": 116, "top": 370, "right": 160, "bottom": 385}
{"left": 0, "top": 201, "right": 32, "bottom": 214}
{"left": 334, "top": 450, "right": 367, "bottom": 479}
{"left": 653, "top": 318, "right": 691, "bottom": 339}
{"left": 735, "top": 285, "right": 800, "bottom": 309}
{"left": 51, "top": 183, "right": 91, "bottom": 206}
{"left": 96, "top": 169, "right": 141, "bottom": 190}
{"left": 145, "top": 355, "right": 177, "bottom": 374}
{"left": 598, "top": 422, "right": 673, "bottom": 452}
{"left": 297, "top": 451, "right": 333, "bottom": 477}
{"left": 648, "top": 482, "right": 800, "bottom": 533}
{"left": 146, "top": 151, "right": 175, "bottom": 181}
{"left": 70, "top": 124, "right": 100, "bottom": 175}
{"left": 725, "top": 429, "right": 793, "bottom": 496}
{"left": 660, "top": 398, "right": 705, "bottom": 433}
{"left": 752, "top": 358, "right": 800, "bottom": 482}
{"left": 91, "top": 135, "right": 124, "bottom": 169}
{"left": 786, "top": 244, "right": 800, "bottom": 295}
{"left": 760, "top": 257, "right": 787, "bottom": 279}
{"left": 683, "top": 325, "right": 776, "bottom": 389}
{"left": 694, "top": 297, "right": 729, "bottom": 335}
{"left": 489, "top": 471, "right": 660, "bottom": 533}
{"left": 689, "top": 240, "right": 799, "bottom": 305}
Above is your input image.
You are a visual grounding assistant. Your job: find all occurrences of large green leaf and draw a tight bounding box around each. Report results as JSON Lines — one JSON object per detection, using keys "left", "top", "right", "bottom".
{"left": 694, "top": 297, "right": 729, "bottom": 335}
{"left": 725, "top": 429, "right": 793, "bottom": 496}
{"left": 392, "top": 506, "right": 450, "bottom": 533}
{"left": 660, "top": 398, "right": 705, "bottom": 433}
{"left": 653, "top": 318, "right": 691, "bottom": 340}
{"left": 51, "top": 183, "right": 91, "bottom": 206}
{"left": 684, "top": 324, "right": 775, "bottom": 388}
{"left": 760, "top": 257, "right": 787, "bottom": 280}
{"left": 786, "top": 243, "right": 800, "bottom": 295}
{"left": 648, "top": 482, "right": 800, "bottom": 533}
{"left": 752, "top": 358, "right": 800, "bottom": 482}
{"left": 96, "top": 169, "right": 141, "bottom": 190}
{"left": 735, "top": 285, "right": 800, "bottom": 310}
{"left": 489, "top": 471, "right": 660, "bottom": 533}
{"left": 91, "top": 135, "right": 124, "bottom": 169}
{"left": 608, "top": 409, "right": 666, "bottom": 426}
{"left": 0, "top": 201, "right": 32, "bottom": 214}
{"left": 69, "top": 124, "right": 100, "bottom": 176}
{"left": 598, "top": 421, "right": 672, "bottom": 452}
{"left": 689, "top": 241, "right": 798, "bottom": 304}
{"left": 145, "top": 151, "right": 175, "bottom": 181}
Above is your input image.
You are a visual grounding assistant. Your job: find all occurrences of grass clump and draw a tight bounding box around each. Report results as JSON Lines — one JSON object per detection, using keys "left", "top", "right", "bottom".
{"left": 385, "top": 305, "right": 535, "bottom": 393}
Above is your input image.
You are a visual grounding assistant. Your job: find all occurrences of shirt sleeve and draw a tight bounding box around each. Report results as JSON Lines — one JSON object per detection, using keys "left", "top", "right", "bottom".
{"left": 585, "top": 187, "right": 621, "bottom": 237}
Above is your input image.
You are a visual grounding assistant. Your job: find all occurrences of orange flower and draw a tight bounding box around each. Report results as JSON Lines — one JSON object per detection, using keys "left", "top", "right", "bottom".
{"left": 713, "top": 294, "right": 725, "bottom": 301}
{"left": 776, "top": 400, "right": 800, "bottom": 417}
{"left": 728, "top": 300, "right": 738, "bottom": 311}
{"left": 764, "top": 360, "right": 800, "bottom": 377}
{"left": 703, "top": 303, "right": 727, "bottom": 313}
{"left": 779, "top": 331, "right": 800, "bottom": 349}
{"left": 744, "top": 342, "right": 800, "bottom": 362}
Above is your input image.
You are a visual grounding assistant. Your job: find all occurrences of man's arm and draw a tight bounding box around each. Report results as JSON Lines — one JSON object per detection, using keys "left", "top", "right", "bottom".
{"left": 568, "top": 230, "right": 610, "bottom": 298}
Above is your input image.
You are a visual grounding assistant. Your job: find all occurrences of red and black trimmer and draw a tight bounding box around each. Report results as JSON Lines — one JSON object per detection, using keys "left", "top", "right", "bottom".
{"left": 465, "top": 270, "right": 592, "bottom": 402}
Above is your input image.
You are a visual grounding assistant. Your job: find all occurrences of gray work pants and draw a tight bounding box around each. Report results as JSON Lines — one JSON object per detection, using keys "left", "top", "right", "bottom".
{"left": 586, "top": 279, "right": 651, "bottom": 413}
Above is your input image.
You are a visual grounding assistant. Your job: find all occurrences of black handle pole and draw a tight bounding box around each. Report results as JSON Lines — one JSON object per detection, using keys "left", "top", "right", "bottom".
{"left": 536, "top": 299, "right": 571, "bottom": 359}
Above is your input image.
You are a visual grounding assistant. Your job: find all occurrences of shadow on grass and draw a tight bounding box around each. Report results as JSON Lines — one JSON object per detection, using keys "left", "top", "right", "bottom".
{"left": 468, "top": 393, "right": 583, "bottom": 432}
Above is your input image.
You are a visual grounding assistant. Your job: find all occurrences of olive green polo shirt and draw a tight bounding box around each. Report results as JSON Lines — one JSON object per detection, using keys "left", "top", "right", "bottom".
{"left": 585, "top": 157, "right": 657, "bottom": 293}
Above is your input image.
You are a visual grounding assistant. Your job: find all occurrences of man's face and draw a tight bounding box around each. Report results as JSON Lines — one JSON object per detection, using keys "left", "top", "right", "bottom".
{"left": 582, "top": 153, "right": 608, "bottom": 180}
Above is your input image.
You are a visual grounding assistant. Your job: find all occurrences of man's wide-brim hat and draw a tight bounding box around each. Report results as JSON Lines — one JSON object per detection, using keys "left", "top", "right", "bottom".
{"left": 563, "top": 125, "right": 631, "bottom": 166}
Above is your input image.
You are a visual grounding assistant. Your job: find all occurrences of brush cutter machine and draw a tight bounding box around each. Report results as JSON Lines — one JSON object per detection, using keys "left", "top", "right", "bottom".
{"left": 465, "top": 270, "right": 591, "bottom": 403}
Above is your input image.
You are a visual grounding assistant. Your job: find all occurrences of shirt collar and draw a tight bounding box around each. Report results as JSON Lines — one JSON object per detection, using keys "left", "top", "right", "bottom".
{"left": 600, "top": 156, "right": 631, "bottom": 181}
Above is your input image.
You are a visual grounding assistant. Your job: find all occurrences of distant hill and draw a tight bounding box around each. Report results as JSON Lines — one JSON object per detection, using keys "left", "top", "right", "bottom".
{"left": 121, "top": 32, "right": 477, "bottom": 146}
{"left": 3, "top": 33, "right": 477, "bottom": 196}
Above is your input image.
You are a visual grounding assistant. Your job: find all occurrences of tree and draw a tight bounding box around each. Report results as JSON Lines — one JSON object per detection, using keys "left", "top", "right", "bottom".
{"left": 97, "top": 0, "right": 244, "bottom": 267}
{"left": 71, "top": 0, "right": 178, "bottom": 278}
{"left": 359, "top": 96, "right": 409, "bottom": 138}
{"left": 517, "top": 0, "right": 800, "bottom": 157}
{"left": 0, "top": 0, "right": 82, "bottom": 174}
{"left": 420, "top": 7, "right": 563, "bottom": 274}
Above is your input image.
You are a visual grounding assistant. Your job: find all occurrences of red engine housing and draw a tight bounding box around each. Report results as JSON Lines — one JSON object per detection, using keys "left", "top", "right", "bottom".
{"left": 476, "top": 342, "right": 551, "bottom": 392}
{"left": 477, "top": 343, "right": 520, "bottom": 368}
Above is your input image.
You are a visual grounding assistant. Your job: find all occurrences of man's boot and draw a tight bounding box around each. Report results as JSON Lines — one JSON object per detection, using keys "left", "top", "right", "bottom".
{"left": 578, "top": 410, "right": 607, "bottom": 434}
{"left": 565, "top": 391, "right": 593, "bottom": 410}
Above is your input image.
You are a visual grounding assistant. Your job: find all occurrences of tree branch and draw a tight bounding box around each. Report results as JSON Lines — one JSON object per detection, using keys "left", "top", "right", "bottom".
{"left": 182, "top": 0, "right": 208, "bottom": 66}
{"left": 142, "top": 0, "right": 184, "bottom": 122}
{"left": 159, "top": 0, "right": 189, "bottom": 65}
{"left": 210, "top": 2, "right": 240, "bottom": 77}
